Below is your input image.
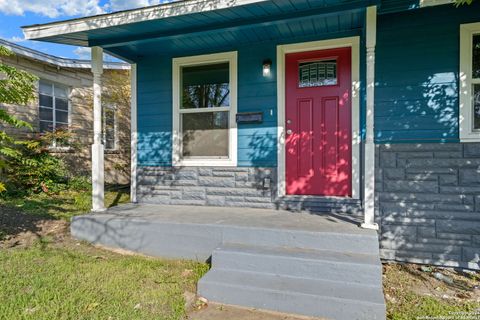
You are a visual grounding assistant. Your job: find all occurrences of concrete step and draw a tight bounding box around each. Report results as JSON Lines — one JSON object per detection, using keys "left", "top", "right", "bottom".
{"left": 212, "top": 244, "right": 383, "bottom": 286}
{"left": 276, "top": 196, "right": 362, "bottom": 214}
{"left": 198, "top": 268, "right": 386, "bottom": 320}
{"left": 222, "top": 227, "right": 379, "bottom": 255}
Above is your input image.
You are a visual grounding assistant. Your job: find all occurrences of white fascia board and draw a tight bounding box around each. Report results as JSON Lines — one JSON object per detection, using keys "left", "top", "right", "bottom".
{"left": 419, "top": 0, "right": 454, "bottom": 7}
{"left": 0, "top": 39, "right": 129, "bottom": 70}
{"left": 22, "top": 0, "right": 269, "bottom": 41}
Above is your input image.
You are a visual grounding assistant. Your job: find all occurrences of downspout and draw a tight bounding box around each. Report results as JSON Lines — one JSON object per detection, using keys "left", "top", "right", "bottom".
{"left": 91, "top": 46, "right": 105, "bottom": 212}
{"left": 130, "top": 64, "right": 138, "bottom": 203}
{"left": 361, "top": 6, "right": 379, "bottom": 230}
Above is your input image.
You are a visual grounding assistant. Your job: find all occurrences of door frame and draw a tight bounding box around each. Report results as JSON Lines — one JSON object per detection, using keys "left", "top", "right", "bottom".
{"left": 277, "top": 36, "right": 361, "bottom": 199}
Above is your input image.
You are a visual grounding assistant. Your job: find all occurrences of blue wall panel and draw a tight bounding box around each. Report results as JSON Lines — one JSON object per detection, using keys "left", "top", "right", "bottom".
{"left": 135, "top": 13, "right": 365, "bottom": 167}
{"left": 137, "top": 57, "right": 173, "bottom": 166}
{"left": 375, "top": 3, "right": 480, "bottom": 143}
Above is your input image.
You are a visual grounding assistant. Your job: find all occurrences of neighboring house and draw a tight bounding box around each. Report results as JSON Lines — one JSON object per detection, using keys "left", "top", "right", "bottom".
{"left": 0, "top": 39, "right": 131, "bottom": 184}
{"left": 21, "top": 1, "right": 480, "bottom": 318}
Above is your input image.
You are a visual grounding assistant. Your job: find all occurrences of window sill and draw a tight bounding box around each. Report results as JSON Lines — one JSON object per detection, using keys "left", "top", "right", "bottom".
{"left": 173, "top": 159, "right": 237, "bottom": 167}
{"left": 105, "top": 149, "right": 121, "bottom": 154}
{"left": 460, "top": 132, "right": 480, "bottom": 143}
{"left": 47, "top": 147, "right": 75, "bottom": 153}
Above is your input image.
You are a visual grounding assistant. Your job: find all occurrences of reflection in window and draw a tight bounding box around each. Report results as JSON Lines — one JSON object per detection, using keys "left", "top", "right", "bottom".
{"left": 181, "top": 63, "right": 230, "bottom": 109}
{"left": 103, "top": 105, "right": 117, "bottom": 150}
{"left": 298, "top": 60, "right": 337, "bottom": 88}
{"left": 473, "top": 35, "right": 480, "bottom": 79}
{"left": 179, "top": 62, "right": 231, "bottom": 159}
{"left": 182, "top": 111, "right": 229, "bottom": 157}
{"left": 39, "top": 80, "right": 69, "bottom": 132}
{"left": 474, "top": 84, "right": 480, "bottom": 130}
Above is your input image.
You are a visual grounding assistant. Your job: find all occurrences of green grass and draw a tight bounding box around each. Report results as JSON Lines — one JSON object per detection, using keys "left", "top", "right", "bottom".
{"left": 384, "top": 264, "right": 480, "bottom": 320}
{"left": 388, "top": 292, "right": 479, "bottom": 320}
{"left": 0, "top": 241, "right": 209, "bottom": 320}
{"left": 0, "top": 182, "right": 208, "bottom": 319}
{"left": 0, "top": 185, "right": 130, "bottom": 220}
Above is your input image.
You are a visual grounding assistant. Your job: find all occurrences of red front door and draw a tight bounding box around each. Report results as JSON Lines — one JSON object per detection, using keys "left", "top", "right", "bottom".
{"left": 285, "top": 47, "right": 352, "bottom": 197}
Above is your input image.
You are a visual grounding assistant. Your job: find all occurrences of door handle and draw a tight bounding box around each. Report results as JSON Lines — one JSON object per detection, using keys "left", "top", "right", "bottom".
{"left": 286, "top": 129, "right": 293, "bottom": 135}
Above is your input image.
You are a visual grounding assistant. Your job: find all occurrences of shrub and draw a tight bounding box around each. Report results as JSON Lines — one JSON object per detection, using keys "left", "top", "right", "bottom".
{"left": 2, "top": 130, "right": 74, "bottom": 195}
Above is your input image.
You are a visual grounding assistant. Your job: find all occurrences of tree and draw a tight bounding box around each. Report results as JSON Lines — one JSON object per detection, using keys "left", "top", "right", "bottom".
{"left": 0, "top": 46, "right": 38, "bottom": 192}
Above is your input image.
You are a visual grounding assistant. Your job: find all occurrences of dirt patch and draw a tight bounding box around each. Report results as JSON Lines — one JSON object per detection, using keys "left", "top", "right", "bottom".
{"left": 384, "top": 263, "right": 480, "bottom": 304}
{"left": 187, "top": 301, "right": 324, "bottom": 320}
{"left": 0, "top": 206, "right": 69, "bottom": 248}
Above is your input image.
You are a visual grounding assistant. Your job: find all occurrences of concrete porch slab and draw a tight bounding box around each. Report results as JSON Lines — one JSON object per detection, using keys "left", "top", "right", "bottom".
{"left": 71, "top": 204, "right": 377, "bottom": 262}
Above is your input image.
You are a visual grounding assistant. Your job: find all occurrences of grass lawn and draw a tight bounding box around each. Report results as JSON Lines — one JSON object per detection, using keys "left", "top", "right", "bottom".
{"left": 0, "top": 184, "right": 130, "bottom": 221}
{"left": 0, "top": 186, "right": 209, "bottom": 320}
{"left": 0, "top": 242, "right": 208, "bottom": 320}
{"left": 1, "top": 187, "right": 479, "bottom": 320}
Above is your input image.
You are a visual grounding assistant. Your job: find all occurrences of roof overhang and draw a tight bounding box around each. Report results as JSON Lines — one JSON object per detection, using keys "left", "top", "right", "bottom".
{"left": 22, "top": 0, "right": 270, "bottom": 45}
{"left": 22, "top": 0, "right": 380, "bottom": 62}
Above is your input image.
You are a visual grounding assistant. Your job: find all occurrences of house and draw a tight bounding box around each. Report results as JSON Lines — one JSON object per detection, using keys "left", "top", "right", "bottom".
{"left": 0, "top": 39, "right": 131, "bottom": 184}
{"left": 21, "top": 0, "right": 480, "bottom": 319}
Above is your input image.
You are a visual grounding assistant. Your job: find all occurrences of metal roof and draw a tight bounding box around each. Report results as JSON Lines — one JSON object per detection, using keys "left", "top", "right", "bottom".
{"left": 0, "top": 39, "right": 129, "bottom": 69}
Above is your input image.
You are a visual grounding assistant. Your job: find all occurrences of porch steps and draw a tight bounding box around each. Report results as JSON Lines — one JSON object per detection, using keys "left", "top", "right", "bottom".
{"left": 198, "top": 244, "right": 385, "bottom": 320}
{"left": 70, "top": 204, "right": 385, "bottom": 319}
{"left": 276, "top": 196, "right": 363, "bottom": 215}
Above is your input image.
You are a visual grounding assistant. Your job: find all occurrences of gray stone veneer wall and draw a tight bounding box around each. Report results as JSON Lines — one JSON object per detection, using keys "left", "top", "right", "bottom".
{"left": 376, "top": 143, "right": 480, "bottom": 270}
{"left": 137, "top": 167, "right": 276, "bottom": 209}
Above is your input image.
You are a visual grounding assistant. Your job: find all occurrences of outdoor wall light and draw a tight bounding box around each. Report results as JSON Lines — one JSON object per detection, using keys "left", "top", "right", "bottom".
{"left": 262, "top": 59, "right": 272, "bottom": 77}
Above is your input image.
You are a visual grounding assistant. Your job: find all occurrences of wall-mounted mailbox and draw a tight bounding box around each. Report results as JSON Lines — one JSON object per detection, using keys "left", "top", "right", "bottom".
{"left": 236, "top": 112, "right": 263, "bottom": 124}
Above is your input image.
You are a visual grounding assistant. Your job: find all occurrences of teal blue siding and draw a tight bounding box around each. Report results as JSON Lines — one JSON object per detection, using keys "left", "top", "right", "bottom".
{"left": 136, "top": 26, "right": 365, "bottom": 167}
{"left": 375, "top": 3, "right": 480, "bottom": 143}
{"left": 137, "top": 57, "right": 172, "bottom": 166}
{"left": 136, "top": 45, "right": 278, "bottom": 167}
{"left": 237, "top": 43, "right": 277, "bottom": 167}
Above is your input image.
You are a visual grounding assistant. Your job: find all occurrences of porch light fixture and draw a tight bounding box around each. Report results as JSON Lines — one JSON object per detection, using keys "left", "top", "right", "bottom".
{"left": 262, "top": 59, "right": 272, "bottom": 77}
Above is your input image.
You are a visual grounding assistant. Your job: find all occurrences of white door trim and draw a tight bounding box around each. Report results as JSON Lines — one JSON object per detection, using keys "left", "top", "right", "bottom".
{"left": 276, "top": 36, "right": 361, "bottom": 199}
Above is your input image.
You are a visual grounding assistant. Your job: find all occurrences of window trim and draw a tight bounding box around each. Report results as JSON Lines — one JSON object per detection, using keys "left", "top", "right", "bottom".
{"left": 38, "top": 79, "right": 71, "bottom": 149}
{"left": 103, "top": 104, "right": 118, "bottom": 151}
{"left": 460, "top": 22, "right": 480, "bottom": 142}
{"left": 172, "top": 51, "right": 238, "bottom": 167}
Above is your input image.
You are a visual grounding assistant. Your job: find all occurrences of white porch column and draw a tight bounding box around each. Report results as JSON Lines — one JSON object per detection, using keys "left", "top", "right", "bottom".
{"left": 91, "top": 46, "right": 105, "bottom": 212}
{"left": 362, "top": 6, "right": 379, "bottom": 230}
{"left": 130, "top": 64, "right": 138, "bottom": 203}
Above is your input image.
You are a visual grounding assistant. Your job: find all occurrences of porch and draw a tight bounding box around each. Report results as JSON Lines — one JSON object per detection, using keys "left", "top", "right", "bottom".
{"left": 72, "top": 204, "right": 385, "bottom": 319}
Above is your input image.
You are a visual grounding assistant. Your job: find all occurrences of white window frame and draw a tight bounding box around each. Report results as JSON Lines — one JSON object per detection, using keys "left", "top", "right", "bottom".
{"left": 38, "top": 79, "right": 71, "bottom": 148}
{"left": 103, "top": 104, "right": 118, "bottom": 151}
{"left": 172, "top": 51, "right": 238, "bottom": 167}
{"left": 460, "top": 22, "right": 480, "bottom": 142}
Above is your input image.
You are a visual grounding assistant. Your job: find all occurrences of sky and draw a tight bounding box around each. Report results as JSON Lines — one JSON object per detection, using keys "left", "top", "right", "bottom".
{"left": 0, "top": 0, "right": 173, "bottom": 60}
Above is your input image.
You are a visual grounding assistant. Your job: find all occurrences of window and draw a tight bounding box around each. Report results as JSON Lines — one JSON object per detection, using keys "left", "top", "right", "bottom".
{"left": 103, "top": 105, "right": 117, "bottom": 150}
{"left": 298, "top": 60, "right": 337, "bottom": 88}
{"left": 38, "top": 80, "right": 69, "bottom": 132}
{"left": 460, "top": 23, "right": 480, "bottom": 141}
{"left": 172, "top": 52, "right": 237, "bottom": 166}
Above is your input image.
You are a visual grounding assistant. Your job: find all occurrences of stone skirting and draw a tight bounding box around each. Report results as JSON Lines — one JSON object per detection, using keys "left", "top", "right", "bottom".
{"left": 376, "top": 143, "right": 480, "bottom": 270}
{"left": 137, "top": 166, "right": 277, "bottom": 208}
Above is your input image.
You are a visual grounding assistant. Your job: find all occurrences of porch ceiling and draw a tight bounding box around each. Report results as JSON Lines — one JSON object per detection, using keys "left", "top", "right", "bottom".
{"left": 23, "top": 0, "right": 376, "bottom": 62}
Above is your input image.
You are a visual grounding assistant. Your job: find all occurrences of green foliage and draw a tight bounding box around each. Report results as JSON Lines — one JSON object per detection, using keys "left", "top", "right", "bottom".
{"left": 1, "top": 130, "right": 76, "bottom": 195}
{"left": 0, "top": 46, "right": 38, "bottom": 192}
{"left": 0, "top": 49, "right": 37, "bottom": 105}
